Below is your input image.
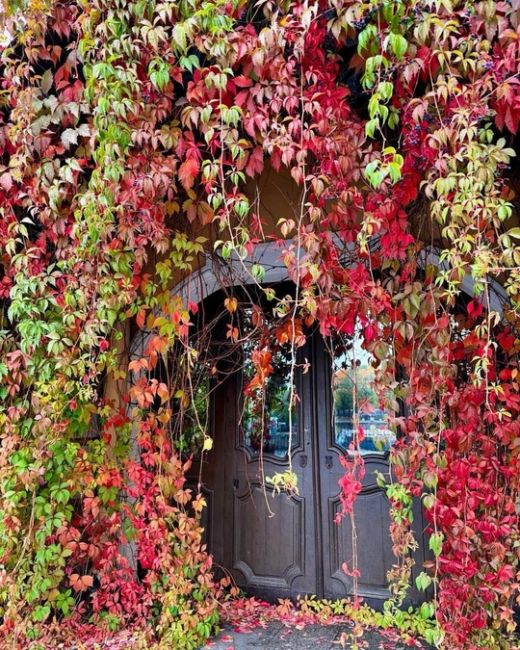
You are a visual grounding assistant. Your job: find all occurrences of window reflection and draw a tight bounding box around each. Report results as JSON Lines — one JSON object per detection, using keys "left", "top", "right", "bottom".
{"left": 242, "top": 348, "right": 297, "bottom": 459}
{"left": 333, "top": 334, "right": 395, "bottom": 455}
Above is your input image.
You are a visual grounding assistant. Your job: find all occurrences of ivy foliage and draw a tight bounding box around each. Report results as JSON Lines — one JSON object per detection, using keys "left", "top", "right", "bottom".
{"left": 0, "top": 0, "right": 519, "bottom": 648}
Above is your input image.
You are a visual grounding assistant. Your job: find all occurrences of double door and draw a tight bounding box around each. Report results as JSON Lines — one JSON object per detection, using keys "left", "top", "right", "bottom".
{"left": 202, "top": 333, "right": 427, "bottom": 604}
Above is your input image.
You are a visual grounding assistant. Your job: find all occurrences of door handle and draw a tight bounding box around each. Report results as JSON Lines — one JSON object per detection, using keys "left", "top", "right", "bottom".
{"left": 325, "top": 455, "right": 333, "bottom": 470}
{"left": 299, "top": 454, "right": 308, "bottom": 468}
{"left": 233, "top": 478, "right": 239, "bottom": 490}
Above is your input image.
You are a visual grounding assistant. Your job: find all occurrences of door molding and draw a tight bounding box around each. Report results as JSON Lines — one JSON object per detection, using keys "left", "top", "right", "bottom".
{"left": 232, "top": 482, "right": 306, "bottom": 590}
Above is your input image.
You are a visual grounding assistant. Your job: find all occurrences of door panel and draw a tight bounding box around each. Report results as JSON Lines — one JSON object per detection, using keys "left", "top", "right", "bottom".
{"left": 326, "top": 489, "right": 394, "bottom": 600}
{"left": 313, "top": 335, "right": 396, "bottom": 603}
{"left": 232, "top": 483, "right": 306, "bottom": 593}
{"left": 224, "top": 341, "right": 318, "bottom": 599}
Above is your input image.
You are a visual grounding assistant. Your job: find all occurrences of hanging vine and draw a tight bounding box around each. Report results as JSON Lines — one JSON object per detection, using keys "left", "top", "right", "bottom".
{"left": 0, "top": 0, "right": 518, "bottom": 648}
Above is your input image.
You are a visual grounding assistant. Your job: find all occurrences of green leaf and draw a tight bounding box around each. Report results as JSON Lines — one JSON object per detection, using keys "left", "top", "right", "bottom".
{"left": 429, "top": 531, "right": 444, "bottom": 557}
{"left": 172, "top": 24, "right": 187, "bottom": 51}
{"left": 388, "top": 161, "right": 402, "bottom": 183}
{"left": 415, "top": 571, "right": 433, "bottom": 591}
{"left": 420, "top": 601, "right": 435, "bottom": 620}
{"left": 378, "top": 81, "right": 393, "bottom": 101}
{"left": 388, "top": 109, "right": 400, "bottom": 129}
{"left": 389, "top": 33, "right": 408, "bottom": 60}
{"left": 32, "top": 604, "right": 51, "bottom": 623}
{"left": 251, "top": 263, "right": 265, "bottom": 281}
{"left": 365, "top": 118, "right": 378, "bottom": 138}
{"left": 358, "top": 24, "right": 378, "bottom": 51}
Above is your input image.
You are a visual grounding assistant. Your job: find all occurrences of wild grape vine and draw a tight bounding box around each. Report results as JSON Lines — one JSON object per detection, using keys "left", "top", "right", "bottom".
{"left": 0, "top": 1, "right": 518, "bottom": 649}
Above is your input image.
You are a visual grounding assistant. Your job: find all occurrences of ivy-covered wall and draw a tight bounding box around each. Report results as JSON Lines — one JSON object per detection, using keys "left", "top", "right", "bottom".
{"left": 0, "top": 1, "right": 519, "bottom": 649}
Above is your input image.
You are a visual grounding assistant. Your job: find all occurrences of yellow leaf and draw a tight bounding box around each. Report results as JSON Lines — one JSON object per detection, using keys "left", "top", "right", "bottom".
{"left": 224, "top": 297, "right": 238, "bottom": 313}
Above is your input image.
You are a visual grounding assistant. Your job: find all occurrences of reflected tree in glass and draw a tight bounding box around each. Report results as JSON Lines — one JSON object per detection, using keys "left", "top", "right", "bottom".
{"left": 332, "top": 331, "right": 395, "bottom": 455}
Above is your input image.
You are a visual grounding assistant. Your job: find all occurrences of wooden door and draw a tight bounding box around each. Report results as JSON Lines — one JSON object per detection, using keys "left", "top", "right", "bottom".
{"left": 313, "top": 335, "right": 429, "bottom": 606}
{"left": 202, "top": 329, "right": 427, "bottom": 604}
{"left": 312, "top": 335, "right": 396, "bottom": 604}
{"left": 206, "top": 340, "right": 320, "bottom": 600}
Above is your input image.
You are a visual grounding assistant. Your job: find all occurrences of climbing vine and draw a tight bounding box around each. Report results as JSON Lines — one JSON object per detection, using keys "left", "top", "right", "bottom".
{"left": 0, "top": 0, "right": 519, "bottom": 649}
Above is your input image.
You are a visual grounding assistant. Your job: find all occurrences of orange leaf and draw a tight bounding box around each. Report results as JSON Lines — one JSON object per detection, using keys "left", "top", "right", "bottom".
{"left": 224, "top": 297, "right": 238, "bottom": 313}
{"left": 128, "top": 358, "right": 149, "bottom": 373}
{"left": 226, "top": 324, "right": 239, "bottom": 341}
{"left": 69, "top": 573, "right": 94, "bottom": 592}
{"left": 136, "top": 308, "right": 146, "bottom": 329}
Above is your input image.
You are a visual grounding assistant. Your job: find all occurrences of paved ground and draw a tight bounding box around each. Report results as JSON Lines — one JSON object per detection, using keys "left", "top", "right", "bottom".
{"left": 202, "top": 622, "right": 427, "bottom": 649}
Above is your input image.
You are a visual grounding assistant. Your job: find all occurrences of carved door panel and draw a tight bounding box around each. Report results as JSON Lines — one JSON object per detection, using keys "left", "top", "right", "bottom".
{"left": 226, "top": 342, "right": 319, "bottom": 599}
{"left": 313, "top": 335, "right": 429, "bottom": 605}
{"left": 313, "top": 335, "right": 397, "bottom": 604}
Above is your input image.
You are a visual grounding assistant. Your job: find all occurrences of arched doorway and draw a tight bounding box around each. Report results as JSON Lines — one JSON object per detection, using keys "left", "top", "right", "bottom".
{"left": 127, "top": 241, "right": 507, "bottom": 606}
{"left": 192, "top": 286, "right": 429, "bottom": 606}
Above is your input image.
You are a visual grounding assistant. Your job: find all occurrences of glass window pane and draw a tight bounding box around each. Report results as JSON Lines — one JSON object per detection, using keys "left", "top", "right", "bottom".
{"left": 332, "top": 334, "right": 395, "bottom": 455}
{"left": 242, "top": 348, "right": 298, "bottom": 460}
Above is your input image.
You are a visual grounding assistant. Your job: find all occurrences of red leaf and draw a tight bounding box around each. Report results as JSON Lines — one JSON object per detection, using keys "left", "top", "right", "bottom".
{"left": 179, "top": 157, "right": 200, "bottom": 191}
{"left": 245, "top": 146, "right": 264, "bottom": 177}
{"left": 467, "top": 299, "right": 483, "bottom": 320}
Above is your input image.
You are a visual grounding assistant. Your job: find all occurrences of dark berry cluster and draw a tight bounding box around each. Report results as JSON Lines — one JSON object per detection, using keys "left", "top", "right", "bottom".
{"left": 460, "top": 8, "right": 472, "bottom": 27}
{"left": 353, "top": 4, "right": 379, "bottom": 31}
{"left": 353, "top": 17, "right": 369, "bottom": 31}
{"left": 406, "top": 123, "right": 423, "bottom": 147}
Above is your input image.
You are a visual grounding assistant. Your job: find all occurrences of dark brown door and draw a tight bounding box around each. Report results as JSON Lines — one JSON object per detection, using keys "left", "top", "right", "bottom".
{"left": 203, "top": 331, "right": 427, "bottom": 604}
{"left": 312, "top": 335, "right": 396, "bottom": 604}
{"left": 215, "top": 341, "right": 319, "bottom": 600}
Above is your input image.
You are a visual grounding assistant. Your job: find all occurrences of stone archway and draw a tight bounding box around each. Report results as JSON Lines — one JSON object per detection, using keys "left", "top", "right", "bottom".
{"left": 125, "top": 240, "right": 508, "bottom": 601}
